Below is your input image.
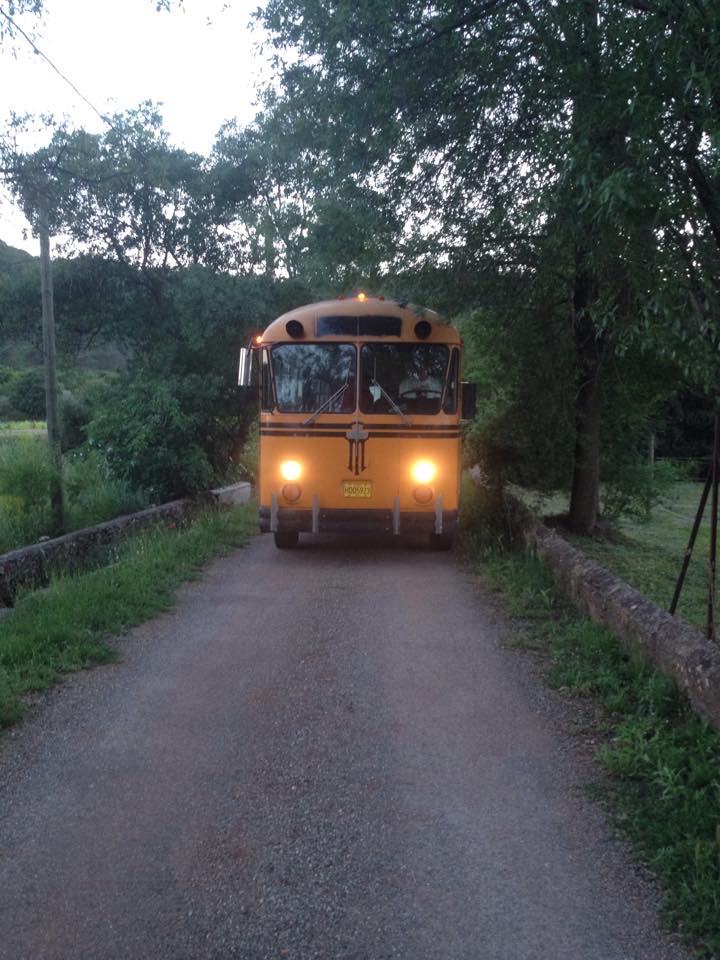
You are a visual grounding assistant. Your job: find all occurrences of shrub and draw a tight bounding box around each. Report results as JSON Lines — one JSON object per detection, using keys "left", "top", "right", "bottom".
{"left": 0, "top": 437, "right": 53, "bottom": 551}
{"left": 0, "top": 395, "right": 19, "bottom": 420}
{"left": 64, "top": 450, "right": 147, "bottom": 528}
{"left": 87, "top": 374, "right": 219, "bottom": 501}
{"left": 0, "top": 436, "right": 53, "bottom": 512}
{"left": 9, "top": 369, "right": 46, "bottom": 420}
{"left": 235, "top": 420, "right": 259, "bottom": 484}
{"left": 59, "top": 389, "right": 90, "bottom": 452}
{"left": 601, "top": 457, "right": 681, "bottom": 523}
{"left": 0, "top": 367, "right": 19, "bottom": 390}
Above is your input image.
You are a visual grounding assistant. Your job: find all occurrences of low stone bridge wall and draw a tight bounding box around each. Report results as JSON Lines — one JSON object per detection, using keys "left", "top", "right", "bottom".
{"left": 0, "top": 482, "right": 252, "bottom": 608}
{"left": 503, "top": 492, "right": 720, "bottom": 731}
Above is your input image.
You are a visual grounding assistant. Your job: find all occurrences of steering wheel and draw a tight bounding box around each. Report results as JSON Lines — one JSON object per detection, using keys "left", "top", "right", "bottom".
{"left": 401, "top": 388, "right": 441, "bottom": 400}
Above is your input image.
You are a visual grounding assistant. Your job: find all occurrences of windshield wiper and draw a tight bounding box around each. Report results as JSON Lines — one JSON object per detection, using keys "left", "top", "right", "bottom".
{"left": 373, "top": 379, "right": 411, "bottom": 426}
{"left": 303, "top": 381, "right": 351, "bottom": 425}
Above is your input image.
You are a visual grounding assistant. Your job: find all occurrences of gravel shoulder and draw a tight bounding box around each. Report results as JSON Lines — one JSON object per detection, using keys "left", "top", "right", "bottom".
{"left": 0, "top": 532, "right": 693, "bottom": 960}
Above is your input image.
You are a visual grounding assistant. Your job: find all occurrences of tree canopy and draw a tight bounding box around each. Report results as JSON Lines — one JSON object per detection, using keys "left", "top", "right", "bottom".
{"left": 1, "top": 1, "right": 718, "bottom": 519}
{"left": 255, "top": 0, "right": 720, "bottom": 531}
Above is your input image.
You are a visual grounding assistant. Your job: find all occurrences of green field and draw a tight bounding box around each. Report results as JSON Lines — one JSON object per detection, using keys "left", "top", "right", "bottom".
{"left": 569, "top": 482, "right": 712, "bottom": 632}
{"left": 0, "top": 421, "right": 46, "bottom": 431}
{"left": 522, "top": 481, "right": 713, "bottom": 632}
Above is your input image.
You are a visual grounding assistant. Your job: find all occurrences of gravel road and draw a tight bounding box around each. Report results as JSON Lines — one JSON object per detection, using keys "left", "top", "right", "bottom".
{"left": 0, "top": 532, "right": 693, "bottom": 960}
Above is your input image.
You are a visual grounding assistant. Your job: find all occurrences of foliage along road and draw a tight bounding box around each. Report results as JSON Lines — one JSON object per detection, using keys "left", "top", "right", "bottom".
{"left": 0, "top": 532, "right": 691, "bottom": 959}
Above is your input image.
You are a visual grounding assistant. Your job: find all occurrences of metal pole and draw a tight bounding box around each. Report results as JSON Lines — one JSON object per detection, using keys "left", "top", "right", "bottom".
{"left": 708, "top": 409, "right": 719, "bottom": 641}
{"left": 670, "top": 467, "right": 712, "bottom": 615}
{"left": 38, "top": 192, "right": 64, "bottom": 535}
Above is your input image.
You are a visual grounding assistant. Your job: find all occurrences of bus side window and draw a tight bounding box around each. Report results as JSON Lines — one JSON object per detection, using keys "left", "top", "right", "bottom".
{"left": 443, "top": 348, "right": 459, "bottom": 413}
{"left": 261, "top": 348, "right": 273, "bottom": 411}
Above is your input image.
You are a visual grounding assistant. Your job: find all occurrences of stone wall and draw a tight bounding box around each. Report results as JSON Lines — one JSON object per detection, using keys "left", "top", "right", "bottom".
{"left": 0, "top": 482, "right": 252, "bottom": 608}
{"left": 503, "top": 493, "right": 720, "bottom": 731}
{"left": 0, "top": 499, "right": 196, "bottom": 607}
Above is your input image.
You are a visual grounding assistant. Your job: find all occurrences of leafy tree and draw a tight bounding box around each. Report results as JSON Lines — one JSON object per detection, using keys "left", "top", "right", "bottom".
{"left": 211, "top": 111, "right": 401, "bottom": 289}
{"left": 15, "top": 105, "right": 222, "bottom": 275}
{"left": 257, "top": 0, "right": 717, "bottom": 532}
{"left": 0, "top": 1, "right": 44, "bottom": 44}
{"left": 87, "top": 374, "right": 218, "bottom": 501}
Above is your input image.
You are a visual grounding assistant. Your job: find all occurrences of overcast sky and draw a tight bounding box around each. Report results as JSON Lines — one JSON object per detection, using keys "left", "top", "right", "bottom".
{"left": 0, "top": 0, "right": 270, "bottom": 252}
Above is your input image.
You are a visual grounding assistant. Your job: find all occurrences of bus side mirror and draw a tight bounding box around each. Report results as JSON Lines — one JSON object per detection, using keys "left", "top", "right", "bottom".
{"left": 238, "top": 347, "right": 253, "bottom": 387}
{"left": 238, "top": 345, "right": 260, "bottom": 406}
{"left": 461, "top": 382, "right": 477, "bottom": 421}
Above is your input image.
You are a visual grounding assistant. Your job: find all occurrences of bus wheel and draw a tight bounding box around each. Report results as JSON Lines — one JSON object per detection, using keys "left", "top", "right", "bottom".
{"left": 274, "top": 531, "right": 299, "bottom": 549}
{"left": 429, "top": 532, "right": 453, "bottom": 551}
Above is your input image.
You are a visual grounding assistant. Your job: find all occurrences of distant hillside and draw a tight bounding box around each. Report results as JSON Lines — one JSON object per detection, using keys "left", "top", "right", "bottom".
{"left": 0, "top": 239, "right": 36, "bottom": 271}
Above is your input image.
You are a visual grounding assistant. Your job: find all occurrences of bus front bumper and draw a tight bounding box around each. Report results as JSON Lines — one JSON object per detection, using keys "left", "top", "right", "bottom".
{"left": 259, "top": 505, "right": 458, "bottom": 536}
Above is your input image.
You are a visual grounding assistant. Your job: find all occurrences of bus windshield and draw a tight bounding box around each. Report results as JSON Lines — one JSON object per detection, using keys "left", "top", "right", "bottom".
{"left": 360, "top": 343, "right": 449, "bottom": 415}
{"left": 271, "top": 343, "right": 357, "bottom": 413}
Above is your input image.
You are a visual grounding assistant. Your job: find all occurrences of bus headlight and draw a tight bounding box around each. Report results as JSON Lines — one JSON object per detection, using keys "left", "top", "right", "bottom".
{"left": 280, "top": 460, "right": 302, "bottom": 481}
{"left": 410, "top": 459, "right": 437, "bottom": 484}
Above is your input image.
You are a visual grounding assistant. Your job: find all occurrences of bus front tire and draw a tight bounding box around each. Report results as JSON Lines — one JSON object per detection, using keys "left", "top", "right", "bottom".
{"left": 274, "top": 531, "right": 299, "bottom": 549}
{"left": 429, "top": 532, "right": 453, "bottom": 551}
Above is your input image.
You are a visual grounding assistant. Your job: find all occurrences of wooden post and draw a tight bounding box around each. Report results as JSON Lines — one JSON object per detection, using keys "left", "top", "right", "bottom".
{"left": 708, "top": 409, "right": 719, "bottom": 641}
{"left": 38, "top": 192, "right": 64, "bottom": 535}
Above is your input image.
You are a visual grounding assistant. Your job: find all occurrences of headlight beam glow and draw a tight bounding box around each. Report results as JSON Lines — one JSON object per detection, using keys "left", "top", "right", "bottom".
{"left": 410, "top": 459, "right": 437, "bottom": 484}
{"left": 280, "top": 460, "right": 302, "bottom": 481}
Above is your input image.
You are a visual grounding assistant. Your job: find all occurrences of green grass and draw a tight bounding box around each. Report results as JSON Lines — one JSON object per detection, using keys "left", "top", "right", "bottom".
{"left": 0, "top": 440, "right": 149, "bottom": 554}
{"left": 568, "top": 481, "right": 711, "bottom": 631}
{"left": 514, "top": 480, "right": 712, "bottom": 631}
{"left": 460, "top": 480, "right": 720, "bottom": 957}
{"left": 0, "top": 420, "right": 46, "bottom": 431}
{"left": 0, "top": 503, "right": 256, "bottom": 728}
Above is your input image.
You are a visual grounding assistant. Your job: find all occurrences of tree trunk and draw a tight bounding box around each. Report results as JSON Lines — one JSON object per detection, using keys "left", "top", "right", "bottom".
{"left": 568, "top": 255, "right": 604, "bottom": 535}
{"left": 567, "top": 0, "right": 605, "bottom": 536}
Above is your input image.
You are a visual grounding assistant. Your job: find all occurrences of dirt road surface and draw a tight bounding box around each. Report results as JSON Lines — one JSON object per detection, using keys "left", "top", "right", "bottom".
{"left": 0, "top": 533, "right": 691, "bottom": 959}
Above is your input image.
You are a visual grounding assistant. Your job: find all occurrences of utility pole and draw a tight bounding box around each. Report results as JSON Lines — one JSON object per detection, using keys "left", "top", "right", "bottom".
{"left": 38, "top": 190, "right": 64, "bottom": 535}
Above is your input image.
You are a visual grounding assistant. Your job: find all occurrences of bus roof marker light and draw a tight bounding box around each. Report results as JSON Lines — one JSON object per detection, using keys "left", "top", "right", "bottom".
{"left": 286, "top": 319, "right": 304, "bottom": 339}
{"left": 357, "top": 292, "right": 367, "bottom": 302}
{"left": 414, "top": 320, "right": 432, "bottom": 340}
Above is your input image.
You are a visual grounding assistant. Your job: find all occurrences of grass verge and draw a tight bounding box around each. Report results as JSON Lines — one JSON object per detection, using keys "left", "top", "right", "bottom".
{"left": 460, "top": 481, "right": 720, "bottom": 957}
{"left": 516, "top": 481, "right": 711, "bottom": 630}
{"left": 0, "top": 503, "right": 256, "bottom": 729}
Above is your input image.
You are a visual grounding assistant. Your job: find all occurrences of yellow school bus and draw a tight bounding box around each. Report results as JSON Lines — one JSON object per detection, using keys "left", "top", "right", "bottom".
{"left": 239, "top": 295, "right": 473, "bottom": 549}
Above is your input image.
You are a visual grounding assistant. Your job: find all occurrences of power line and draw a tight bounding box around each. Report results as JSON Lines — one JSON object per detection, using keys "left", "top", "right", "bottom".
{"left": 0, "top": 3, "right": 155, "bottom": 182}
{"left": 0, "top": 3, "right": 113, "bottom": 132}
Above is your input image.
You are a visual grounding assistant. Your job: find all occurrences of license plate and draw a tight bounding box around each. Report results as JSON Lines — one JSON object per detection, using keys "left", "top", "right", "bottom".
{"left": 343, "top": 480, "right": 372, "bottom": 498}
